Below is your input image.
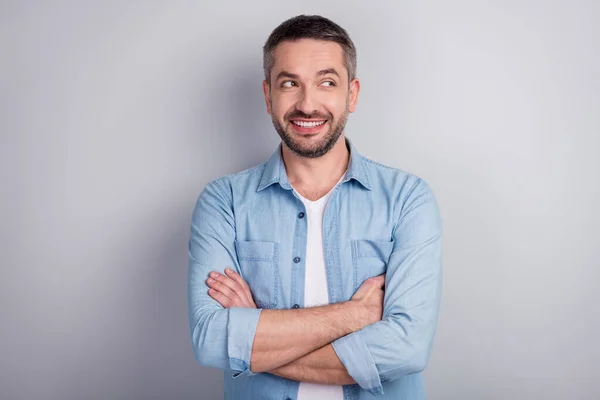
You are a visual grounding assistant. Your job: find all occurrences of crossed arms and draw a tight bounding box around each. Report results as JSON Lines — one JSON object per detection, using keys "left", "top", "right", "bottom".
{"left": 206, "top": 266, "right": 385, "bottom": 385}
{"left": 188, "top": 178, "right": 442, "bottom": 394}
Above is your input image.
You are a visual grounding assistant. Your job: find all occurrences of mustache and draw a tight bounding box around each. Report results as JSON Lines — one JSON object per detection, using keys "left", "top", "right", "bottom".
{"left": 285, "top": 110, "right": 331, "bottom": 120}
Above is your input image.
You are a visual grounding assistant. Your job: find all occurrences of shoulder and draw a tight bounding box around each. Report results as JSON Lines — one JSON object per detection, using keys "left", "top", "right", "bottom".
{"left": 360, "top": 155, "right": 435, "bottom": 204}
{"left": 199, "top": 162, "right": 268, "bottom": 204}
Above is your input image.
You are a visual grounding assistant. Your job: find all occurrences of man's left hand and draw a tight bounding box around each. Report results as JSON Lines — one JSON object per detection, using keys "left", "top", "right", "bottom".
{"left": 206, "top": 268, "right": 257, "bottom": 308}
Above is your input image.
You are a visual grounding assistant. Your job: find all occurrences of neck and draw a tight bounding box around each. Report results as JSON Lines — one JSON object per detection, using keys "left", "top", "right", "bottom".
{"left": 282, "top": 135, "right": 349, "bottom": 188}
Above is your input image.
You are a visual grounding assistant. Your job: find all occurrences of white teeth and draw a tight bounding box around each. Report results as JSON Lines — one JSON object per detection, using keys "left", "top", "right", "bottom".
{"left": 293, "top": 120, "right": 326, "bottom": 128}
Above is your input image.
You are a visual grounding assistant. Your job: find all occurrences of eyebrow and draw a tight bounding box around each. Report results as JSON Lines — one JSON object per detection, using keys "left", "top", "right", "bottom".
{"left": 317, "top": 68, "right": 340, "bottom": 78}
{"left": 275, "top": 68, "right": 340, "bottom": 81}
{"left": 275, "top": 71, "right": 299, "bottom": 81}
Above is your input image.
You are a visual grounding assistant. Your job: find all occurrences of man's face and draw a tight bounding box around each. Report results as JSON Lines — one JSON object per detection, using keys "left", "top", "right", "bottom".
{"left": 263, "top": 39, "right": 360, "bottom": 158}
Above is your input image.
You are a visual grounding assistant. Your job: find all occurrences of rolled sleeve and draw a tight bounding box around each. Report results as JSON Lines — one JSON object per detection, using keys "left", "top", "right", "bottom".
{"left": 332, "top": 331, "right": 383, "bottom": 395}
{"left": 188, "top": 179, "right": 264, "bottom": 377}
{"left": 332, "top": 178, "right": 442, "bottom": 390}
{"left": 228, "top": 307, "right": 263, "bottom": 378}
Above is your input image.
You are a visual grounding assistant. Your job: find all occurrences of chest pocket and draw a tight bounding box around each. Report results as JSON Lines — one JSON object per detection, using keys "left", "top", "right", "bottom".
{"left": 234, "top": 240, "right": 279, "bottom": 309}
{"left": 351, "top": 239, "right": 395, "bottom": 291}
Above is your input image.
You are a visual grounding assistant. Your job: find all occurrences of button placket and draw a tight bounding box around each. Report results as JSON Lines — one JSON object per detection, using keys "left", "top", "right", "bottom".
{"left": 291, "top": 200, "right": 307, "bottom": 313}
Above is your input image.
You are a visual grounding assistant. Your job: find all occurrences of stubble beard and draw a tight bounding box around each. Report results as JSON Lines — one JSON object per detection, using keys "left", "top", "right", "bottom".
{"left": 271, "top": 99, "right": 350, "bottom": 159}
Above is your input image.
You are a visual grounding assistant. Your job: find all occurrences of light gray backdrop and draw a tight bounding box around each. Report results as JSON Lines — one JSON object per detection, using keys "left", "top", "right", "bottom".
{"left": 1, "top": 1, "right": 598, "bottom": 399}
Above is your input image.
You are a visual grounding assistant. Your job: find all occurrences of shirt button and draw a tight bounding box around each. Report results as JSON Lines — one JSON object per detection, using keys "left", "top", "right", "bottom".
{"left": 292, "top": 304, "right": 300, "bottom": 309}
{"left": 298, "top": 212, "right": 305, "bottom": 219}
{"left": 293, "top": 257, "right": 301, "bottom": 263}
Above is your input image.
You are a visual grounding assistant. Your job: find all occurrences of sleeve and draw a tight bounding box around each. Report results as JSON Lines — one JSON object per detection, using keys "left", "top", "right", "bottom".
{"left": 187, "top": 179, "right": 262, "bottom": 378}
{"left": 332, "top": 178, "right": 443, "bottom": 395}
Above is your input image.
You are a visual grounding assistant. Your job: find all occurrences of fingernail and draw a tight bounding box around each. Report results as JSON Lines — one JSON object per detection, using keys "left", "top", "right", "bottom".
{"left": 225, "top": 268, "right": 233, "bottom": 274}
{"left": 207, "top": 277, "right": 215, "bottom": 283}
{"left": 210, "top": 272, "right": 219, "bottom": 278}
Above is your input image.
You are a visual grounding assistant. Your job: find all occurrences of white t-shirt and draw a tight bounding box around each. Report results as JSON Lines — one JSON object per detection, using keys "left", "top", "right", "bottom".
{"left": 293, "top": 179, "right": 345, "bottom": 400}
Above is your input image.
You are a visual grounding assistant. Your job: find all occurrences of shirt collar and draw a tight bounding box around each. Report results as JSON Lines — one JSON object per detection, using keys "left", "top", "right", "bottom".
{"left": 257, "top": 137, "right": 372, "bottom": 192}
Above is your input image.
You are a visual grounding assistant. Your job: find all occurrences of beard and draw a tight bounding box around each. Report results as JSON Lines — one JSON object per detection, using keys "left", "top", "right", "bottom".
{"left": 271, "top": 103, "right": 349, "bottom": 159}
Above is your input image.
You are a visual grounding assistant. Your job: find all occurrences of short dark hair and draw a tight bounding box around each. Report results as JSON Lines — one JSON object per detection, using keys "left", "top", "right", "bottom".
{"left": 263, "top": 15, "right": 357, "bottom": 84}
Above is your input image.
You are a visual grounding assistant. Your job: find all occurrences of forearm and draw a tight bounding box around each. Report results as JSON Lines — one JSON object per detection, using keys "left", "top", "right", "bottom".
{"left": 250, "top": 301, "right": 363, "bottom": 373}
{"left": 269, "top": 344, "right": 356, "bottom": 385}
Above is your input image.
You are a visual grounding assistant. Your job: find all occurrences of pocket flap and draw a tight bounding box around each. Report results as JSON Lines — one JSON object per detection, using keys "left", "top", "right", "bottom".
{"left": 235, "top": 240, "right": 276, "bottom": 260}
{"left": 352, "top": 239, "right": 394, "bottom": 259}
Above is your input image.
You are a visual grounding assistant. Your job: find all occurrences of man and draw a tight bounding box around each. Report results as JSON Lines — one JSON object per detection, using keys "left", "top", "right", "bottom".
{"left": 188, "top": 15, "right": 442, "bottom": 400}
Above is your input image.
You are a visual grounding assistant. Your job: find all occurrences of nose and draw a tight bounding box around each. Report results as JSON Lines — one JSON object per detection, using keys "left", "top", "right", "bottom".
{"left": 296, "top": 86, "right": 317, "bottom": 115}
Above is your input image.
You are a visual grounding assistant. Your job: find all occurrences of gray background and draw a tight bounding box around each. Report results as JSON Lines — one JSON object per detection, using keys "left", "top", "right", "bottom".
{"left": 1, "top": 1, "right": 598, "bottom": 399}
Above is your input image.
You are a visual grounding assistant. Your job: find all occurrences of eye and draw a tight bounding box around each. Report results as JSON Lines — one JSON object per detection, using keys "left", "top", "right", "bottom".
{"left": 321, "top": 80, "right": 336, "bottom": 87}
{"left": 281, "top": 81, "right": 297, "bottom": 88}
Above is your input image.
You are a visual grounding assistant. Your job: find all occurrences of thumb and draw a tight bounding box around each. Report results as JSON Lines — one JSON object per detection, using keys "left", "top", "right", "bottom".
{"left": 371, "top": 274, "right": 386, "bottom": 288}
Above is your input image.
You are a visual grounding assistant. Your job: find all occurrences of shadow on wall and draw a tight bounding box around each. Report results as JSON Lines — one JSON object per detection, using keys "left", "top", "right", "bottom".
{"left": 193, "top": 58, "right": 280, "bottom": 177}
{"left": 130, "top": 62, "right": 274, "bottom": 398}
{"left": 62, "top": 61, "right": 275, "bottom": 399}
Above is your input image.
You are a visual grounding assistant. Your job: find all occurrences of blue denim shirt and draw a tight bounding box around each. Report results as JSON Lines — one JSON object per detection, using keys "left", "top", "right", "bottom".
{"left": 188, "top": 138, "right": 442, "bottom": 399}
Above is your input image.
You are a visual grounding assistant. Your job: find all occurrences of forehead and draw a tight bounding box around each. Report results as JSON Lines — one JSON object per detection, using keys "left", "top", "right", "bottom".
{"left": 272, "top": 39, "right": 346, "bottom": 78}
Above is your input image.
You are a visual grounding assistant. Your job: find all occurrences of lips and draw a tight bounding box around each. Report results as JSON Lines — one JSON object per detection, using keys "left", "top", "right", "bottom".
{"left": 289, "top": 119, "right": 328, "bottom": 135}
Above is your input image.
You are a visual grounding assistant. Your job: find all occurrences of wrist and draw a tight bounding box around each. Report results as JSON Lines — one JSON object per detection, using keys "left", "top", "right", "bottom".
{"left": 341, "top": 300, "right": 366, "bottom": 333}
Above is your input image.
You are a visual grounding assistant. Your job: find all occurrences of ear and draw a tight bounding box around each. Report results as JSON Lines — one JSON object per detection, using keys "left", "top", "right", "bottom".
{"left": 348, "top": 78, "right": 360, "bottom": 113}
{"left": 262, "top": 80, "right": 272, "bottom": 115}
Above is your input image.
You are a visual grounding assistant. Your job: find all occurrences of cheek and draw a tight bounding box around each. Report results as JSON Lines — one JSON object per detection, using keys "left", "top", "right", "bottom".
{"left": 322, "top": 96, "right": 348, "bottom": 117}
{"left": 272, "top": 97, "right": 295, "bottom": 120}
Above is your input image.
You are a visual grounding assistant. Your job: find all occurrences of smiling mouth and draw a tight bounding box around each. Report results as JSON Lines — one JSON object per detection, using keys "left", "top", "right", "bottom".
{"left": 291, "top": 120, "right": 327, "bottom": 128}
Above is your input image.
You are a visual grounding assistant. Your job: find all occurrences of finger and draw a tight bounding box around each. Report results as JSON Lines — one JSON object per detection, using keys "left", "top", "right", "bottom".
{"left": 208, "top": 288, "right": 232, "bottom": 308}
{"left": 224, "top": 268, "right": 247, "bottom": 288}
{"left": 216, "top": 271, "right": 255, "bottom": 308}
{"left": 210, "top": 271, "right": 245, "bottom": 300}
{"left": 224, "top": 268, "right": 254, "bottom": 304}
{"left": 207, "top": 276, "right": 241, "bottom": 303}
{"left": 208, "top": 272, "right": 254, "bottom": 308}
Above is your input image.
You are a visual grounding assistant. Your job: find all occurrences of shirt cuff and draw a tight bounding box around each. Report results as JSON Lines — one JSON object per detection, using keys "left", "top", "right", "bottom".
{"left": 332, "top": 330, "right": 383, "bottom": 395}
{"left": 227, "top": 307, "right": 263, "bottom": 378}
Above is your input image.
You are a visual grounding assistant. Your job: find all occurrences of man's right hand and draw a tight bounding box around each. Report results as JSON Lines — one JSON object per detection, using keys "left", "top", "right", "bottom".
{"left": 351, "top": 274, "right": 386, "bottom": 329}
